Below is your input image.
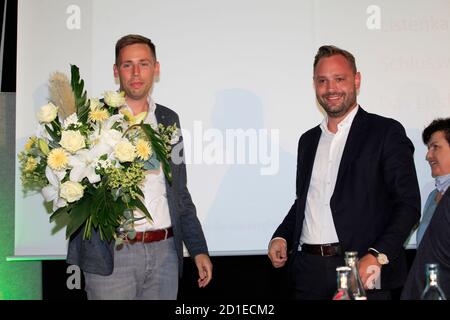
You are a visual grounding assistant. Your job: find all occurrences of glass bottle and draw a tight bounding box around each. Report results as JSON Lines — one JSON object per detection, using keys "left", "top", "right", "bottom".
{"left": 421, "top": 263, "right": 447, "bottom": 300}
{"left": 344, "top": 251, "right": 367, "bottom": 300}
{"left": 332, "top": 266, "right": 352, "bottom": 300}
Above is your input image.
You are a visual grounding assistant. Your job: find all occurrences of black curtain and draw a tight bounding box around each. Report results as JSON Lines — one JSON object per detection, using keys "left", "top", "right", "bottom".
{"left": 1, "top": 0, "right": 17, "bottom": 92}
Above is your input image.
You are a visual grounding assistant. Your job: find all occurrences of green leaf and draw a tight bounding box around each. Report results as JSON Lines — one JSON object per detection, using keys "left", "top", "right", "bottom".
{"left": 90, "top": 184, "right": 126, "bottom": 241}
{"left": 129, "top": 197, "right": 153, "bottom": 222}
{"left": 65, "top": 195, "right": 92, "bottom": 239}
{"left": 45, "top": 127, "right": 59, "bottom": 143}
{"left": 140, "top": 123, "right": 173, "bottom": 184}
{"left": 49, "top": 204, "right": 72, "bottom": 222}
{"left": 70, "top": 64, "right": 89, "bottom": 122}
{"left": 135, "top": 187, "right": 144, "bottom": 198}
{"left": 111, "top": 188, "right": 122, "bottom": 201}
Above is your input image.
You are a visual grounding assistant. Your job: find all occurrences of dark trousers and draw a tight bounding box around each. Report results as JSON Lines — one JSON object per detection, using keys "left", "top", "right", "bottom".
{"left": 289, "top": 251, "right": 391, "bottom": 300}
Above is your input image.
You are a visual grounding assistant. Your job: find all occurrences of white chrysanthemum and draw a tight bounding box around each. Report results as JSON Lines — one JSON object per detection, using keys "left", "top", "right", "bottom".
{"left": 62, "top": 113, "right": 81, "bottom": 129}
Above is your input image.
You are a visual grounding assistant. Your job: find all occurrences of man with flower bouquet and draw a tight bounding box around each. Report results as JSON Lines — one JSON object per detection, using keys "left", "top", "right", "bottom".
{"left": 19, "top": 34, "right": 212, "bottom": 299}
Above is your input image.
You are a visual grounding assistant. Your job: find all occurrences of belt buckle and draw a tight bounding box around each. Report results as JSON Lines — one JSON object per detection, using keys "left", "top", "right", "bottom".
{"left": 164, "top": 228, "right": 168, "bottom": 240}
{"left": 320, "top": 245, "right": 324, "bottom": 256}
{"left": 141, "top": 231, "right": 146, "bottom": 243}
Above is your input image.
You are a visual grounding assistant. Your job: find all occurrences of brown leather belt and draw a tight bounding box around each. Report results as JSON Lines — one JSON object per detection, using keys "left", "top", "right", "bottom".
{"left": 301, "top": 243, "right": 342, "bottom": 257}
{"left": 125, "top": 227, "right": 173, "bottom": 243}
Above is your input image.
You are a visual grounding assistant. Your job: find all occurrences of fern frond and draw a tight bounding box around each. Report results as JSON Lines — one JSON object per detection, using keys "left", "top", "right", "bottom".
{"left": 70, "top": 64, "right": 89, "bottom": 122}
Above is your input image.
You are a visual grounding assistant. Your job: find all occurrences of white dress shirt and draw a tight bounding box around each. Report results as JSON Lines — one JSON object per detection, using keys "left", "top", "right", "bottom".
{"left": 299, "top": 106, "right": 359, "bottom": 246}
{"left": 121, "top": 97, "right": 172, "bottom": 231}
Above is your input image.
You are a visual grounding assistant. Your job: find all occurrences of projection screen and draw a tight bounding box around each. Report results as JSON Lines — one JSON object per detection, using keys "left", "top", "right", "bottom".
{"left": 14, "top": 0, "right": 450, "bottom": 258}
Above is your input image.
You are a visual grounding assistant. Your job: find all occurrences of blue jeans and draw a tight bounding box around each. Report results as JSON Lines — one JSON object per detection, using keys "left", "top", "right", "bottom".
{"left": 84, "top": 238, "right": 178, "bottom": 300}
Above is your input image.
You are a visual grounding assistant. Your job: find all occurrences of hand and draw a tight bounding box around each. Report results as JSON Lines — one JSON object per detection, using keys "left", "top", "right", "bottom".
{"left": 358, "top": 253, "right": 381, "bottom": 290}
{"left": 194, "top": 253, "right": 213, "bottom": 288}
{"left": 268, "top": 238, "right": 288, "bottom": 268}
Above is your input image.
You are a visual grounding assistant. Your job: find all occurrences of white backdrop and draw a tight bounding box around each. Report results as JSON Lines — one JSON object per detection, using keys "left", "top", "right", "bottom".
{"left": 15, "top": 0, "right": 450, "bottom": 257}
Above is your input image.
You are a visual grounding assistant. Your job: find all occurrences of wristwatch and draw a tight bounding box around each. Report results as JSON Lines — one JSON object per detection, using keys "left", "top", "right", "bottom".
{"left": 368, "top": 248, "right": 389, "bottom": 265}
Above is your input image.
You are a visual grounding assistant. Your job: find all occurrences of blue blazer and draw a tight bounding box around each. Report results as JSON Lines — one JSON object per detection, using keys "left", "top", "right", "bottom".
{"left": 272, "top": 107, "right": 421, "bottom": 289}
{"left": 67, "top": 104, "right": 209, "bottom": 276}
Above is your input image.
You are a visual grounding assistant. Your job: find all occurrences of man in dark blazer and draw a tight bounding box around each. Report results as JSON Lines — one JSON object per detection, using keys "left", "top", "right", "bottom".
{"left": 268, "top": 45, "right": 420, "bottom": 300}
{"left": 67, "top": 34, "right": 212, "bottom": 299}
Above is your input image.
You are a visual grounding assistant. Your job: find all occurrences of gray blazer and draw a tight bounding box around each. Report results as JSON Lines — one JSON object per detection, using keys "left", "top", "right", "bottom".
{"left": 66, "top": 104, "right": 209, "bottom": 276}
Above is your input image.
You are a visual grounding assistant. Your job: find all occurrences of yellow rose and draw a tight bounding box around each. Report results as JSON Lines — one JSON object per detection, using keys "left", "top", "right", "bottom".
{"left": 114, "top": 140, "right": 136, "bottom": 162}
{"left": 60, "top": 181, "right": 84, "bottom": 203}
{"left": 37, "top": 102, "right": 58, "bottom": 123}
{"left": 60, "top": 130, "right": 86, "bottom": 153}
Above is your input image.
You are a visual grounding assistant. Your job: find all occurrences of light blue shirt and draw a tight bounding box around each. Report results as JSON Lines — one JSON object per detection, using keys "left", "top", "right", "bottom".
{"left": 416, "top": 174, "right": 450, "bottom": 245}
{"left": 416, "top": 189, "right": 438, "bottom": 245}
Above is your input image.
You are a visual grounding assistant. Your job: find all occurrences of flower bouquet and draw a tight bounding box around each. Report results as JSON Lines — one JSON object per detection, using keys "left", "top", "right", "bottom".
{"left": 18, "top": 65, "right": 178, "bottom": 243}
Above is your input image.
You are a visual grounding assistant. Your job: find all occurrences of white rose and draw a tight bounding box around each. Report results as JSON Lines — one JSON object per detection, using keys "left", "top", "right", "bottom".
{"left": 114, "top": 140, "right": 136, "bottom": 162}
{"left": 104, "top": 91, "right": 126, "bottom": 108}
{"left": 60, "top": 130, "right": 86, "bottom": 153}
{"left": 37, "top": 102, "right": 58, "bottom": 123}
{"left": 60, "top": 181, "right": 84, "bottom": 203}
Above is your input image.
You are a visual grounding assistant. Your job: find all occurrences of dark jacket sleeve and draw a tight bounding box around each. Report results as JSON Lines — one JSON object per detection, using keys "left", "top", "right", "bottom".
{"left": 371, "top": 119, "right": 421, "bottom": 261}
{"left": 169, "top": 112, "right": 209, "bottom": 258}
{"left": 271, "top": 134, "right": 305, "bottom": 251}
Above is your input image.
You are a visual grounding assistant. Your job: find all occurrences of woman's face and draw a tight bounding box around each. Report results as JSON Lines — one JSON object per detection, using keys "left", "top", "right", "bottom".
{"left": 426, "top": 130, "right": 450, "bottom": 177}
